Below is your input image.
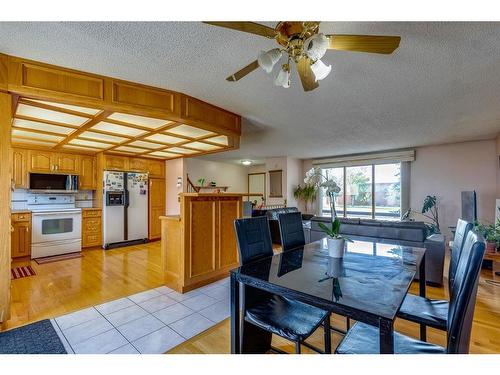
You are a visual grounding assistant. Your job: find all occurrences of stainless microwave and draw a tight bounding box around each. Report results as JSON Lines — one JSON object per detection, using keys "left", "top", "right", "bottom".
{"left": 29, "top": 173, "right": 79, "bottom": 192}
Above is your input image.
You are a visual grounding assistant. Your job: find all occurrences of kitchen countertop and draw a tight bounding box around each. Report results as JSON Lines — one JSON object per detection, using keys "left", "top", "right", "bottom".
{"left": 11, "top": 210, "right": 31, "bottom": 214}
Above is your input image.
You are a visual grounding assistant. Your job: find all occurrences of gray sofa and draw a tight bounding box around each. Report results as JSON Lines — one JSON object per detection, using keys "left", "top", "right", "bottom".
{"left": 309, "top": 217, "right": 445, "bottom": 286}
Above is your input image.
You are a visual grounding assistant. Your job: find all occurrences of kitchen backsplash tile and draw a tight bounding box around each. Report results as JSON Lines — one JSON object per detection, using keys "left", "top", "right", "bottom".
{"left": 11, "top": 189, "right": 94, "bottom": 209}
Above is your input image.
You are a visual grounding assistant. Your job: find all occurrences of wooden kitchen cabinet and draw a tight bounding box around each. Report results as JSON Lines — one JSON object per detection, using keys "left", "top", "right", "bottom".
{"left": 129, "top": 157, "right": 148, "bottom": 172}
{"left": 28, "top": 150, "right": 80, "bottom": 174}
{"left": 29, "top": 150, "right": 53, "bottom": 173}
{"left": 12, "top": 148, "right": 27, "bottom": 188}
{"left": 80, "top": 156, "right": 97, "bottom": 190}
{"left": 54, "top": 153, "right": 79, "bottom": 174}
{"left": 147, "top": 159, "right": 165, "bottom": 178}
{"left": 104, "top": 155, "right": 129, "bottom": 171}
{"left": 149, "top": 178, "right": 165, "bottom": 240}
{"left": 82, "top": 209, "right": 102, "bottom": 248}
{"left": 11, "top": 212, "right": 31, "bottom": 258}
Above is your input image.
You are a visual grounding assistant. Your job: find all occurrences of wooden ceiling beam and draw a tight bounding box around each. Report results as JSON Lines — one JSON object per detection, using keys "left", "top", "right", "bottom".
{"left": 13, "top": 114, "right": 80, "bottom": 129}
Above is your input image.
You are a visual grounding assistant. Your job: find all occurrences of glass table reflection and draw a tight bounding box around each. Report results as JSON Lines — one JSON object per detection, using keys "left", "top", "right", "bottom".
{"left": 230, "top": 238, "right": 426, "bottom": 354}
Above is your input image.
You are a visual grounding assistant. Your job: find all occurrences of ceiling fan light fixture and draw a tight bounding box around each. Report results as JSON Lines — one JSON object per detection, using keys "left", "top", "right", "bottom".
{"left": 304, "top": 33, "right": 329, "bottom": 61}
{"left": 257, "top": 48, "right": 283, "bottom": 73}
{"left": 274, "top": 64, "right": 290, "bottom": 88}
{"left": 310, "top": 59, "right": 332, "bottom": 81}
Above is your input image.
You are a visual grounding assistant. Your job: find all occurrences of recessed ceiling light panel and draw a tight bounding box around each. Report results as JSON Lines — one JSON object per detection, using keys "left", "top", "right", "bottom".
{"left": 13, "top": 118, "right": 74, "bottom": 135}
{"left": 92, "top": 122, "right": 146, "bottom": 137}
{"left": 128, "top": 140, "right": 164, "bottom": 149}
{"left": 114, "top": 146, "right": 149, "bottom": 153}
{"left": 149, "top": 151, "right": 179, "bottom": 158}
{"left": 108, "top": 113, "right": 172, "bottom": 129}
{"left": 16, "top": 103, "right": 89, "bottom": 126}
{"left": 79, "top": 131, "right": 128, "bottom": 143}
{"left": 206, "top": 135, "right": 229, "bottom": 146}
{"left": 144, "top": 133, "right": 184, "bottom": 145}
{"left": 167, "top": 124, "right": 214, "bottom": 138}
{"left": 12, "top": 129, "right": 64, "bottom": 142}
{"left": 184, "top": 141, "right": 222, "bottom": 151}
{"left": 29, "top": 99, "right": 101, "bottom": 115}
{"left": 70, "top": 139, "right": 112, "bottom": 149}
{"left": 166, "top": 147, "right": 198, "bottom": 155}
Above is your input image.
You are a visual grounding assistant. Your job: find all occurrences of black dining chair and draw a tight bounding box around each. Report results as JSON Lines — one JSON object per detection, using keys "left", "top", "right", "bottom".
{"left": 278, "top": 212, "right": 306, "bottom": 252}
{"left": 234, "top": 216, "right": 332, "bottom": 354}
{"left": 397, "top": 218, "right": 473, "bottom": 341}
{"left": 335, "top": 230, "right": 485, "bottom": 354}
{"left": 278, "top": 211, "right": 351, "bottom": 334}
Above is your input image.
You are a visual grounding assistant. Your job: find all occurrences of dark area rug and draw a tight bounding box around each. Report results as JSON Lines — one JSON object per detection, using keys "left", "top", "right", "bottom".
{"left": 0, "top": 319, "right": 67, "bottom": 354}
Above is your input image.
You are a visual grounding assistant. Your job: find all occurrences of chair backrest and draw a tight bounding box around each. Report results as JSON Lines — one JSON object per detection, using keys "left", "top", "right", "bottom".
{"left": 234, "top": 217, "right": 274, "bottom": 266}
{"left": 448, "top": 219, "right": 474, "bottom": 294}
{"left": 446, "top": 230, "right": 485, "bottom": 354}
{"left": 278, "top": 212, "right": 306, "bottom": 252}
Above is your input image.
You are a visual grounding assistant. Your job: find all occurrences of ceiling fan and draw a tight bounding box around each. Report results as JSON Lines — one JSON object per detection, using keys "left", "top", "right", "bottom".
{"left": 204, "top": 21, "right": 401, "bottom": 92}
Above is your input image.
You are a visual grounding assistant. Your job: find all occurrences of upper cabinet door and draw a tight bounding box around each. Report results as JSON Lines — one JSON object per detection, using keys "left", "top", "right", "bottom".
{"left": 147, "top": 159, "right": 165, "bottom": 178}
{"left": 105, "top": 155, "right": 129, "bottom": 171}
{"left": 55, "top": 153, "right": 80, "bottom": 174}
{"left": 12, "top": 148, "right": 28, "bottom": 188}
{"left": 129, "top": 158, "right": 148, "bottom": 172}
{"left": 80, "top": 156, "right": 96, "bottom": 190}
{"left": 29, "top": 150, "right": 54, "bottom": 173}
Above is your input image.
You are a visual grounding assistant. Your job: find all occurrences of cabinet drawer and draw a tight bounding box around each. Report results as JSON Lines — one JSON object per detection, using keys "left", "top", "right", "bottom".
{"left": 12, "top": 213, "right": 31, "bottom": 222}
{"left": 83, "top": 219, "right": 101, "bottom": 232}
{"left": 83, "top": 209, "right": 101, "bottom": 218}
{"left": 83, "top": 233, "right": 102, "bottom": 247}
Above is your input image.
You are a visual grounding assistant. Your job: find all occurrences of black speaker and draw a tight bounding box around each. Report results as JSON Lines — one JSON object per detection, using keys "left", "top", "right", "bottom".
{"left": 461, "top": 191, "right": 477, "bottom": 222}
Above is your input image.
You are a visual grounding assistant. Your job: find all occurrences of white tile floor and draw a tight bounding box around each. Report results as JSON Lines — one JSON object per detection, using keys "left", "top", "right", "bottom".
{"left": 51, "top": 277, "right": 230, "bottom": 354}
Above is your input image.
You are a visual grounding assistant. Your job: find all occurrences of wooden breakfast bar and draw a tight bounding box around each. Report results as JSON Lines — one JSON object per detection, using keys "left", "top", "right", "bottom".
{"left": 160, "top": 193, "right": 244, "bottom": 293}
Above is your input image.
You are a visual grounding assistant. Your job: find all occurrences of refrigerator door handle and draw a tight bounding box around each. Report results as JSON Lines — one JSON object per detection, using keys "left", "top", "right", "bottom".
{"left": 124, "top": 190, "right": 130, "bottom": 208}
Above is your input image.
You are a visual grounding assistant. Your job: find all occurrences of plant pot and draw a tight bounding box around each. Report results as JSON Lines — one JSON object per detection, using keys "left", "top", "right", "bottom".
{"left": 486, "top": 242, "right": 497, "bottom": 254}
{"left": 327, "top": 238, "right": 345, "bottom": 258}
{"left": 326, "top": 257, "right": 344, "bottom": 278}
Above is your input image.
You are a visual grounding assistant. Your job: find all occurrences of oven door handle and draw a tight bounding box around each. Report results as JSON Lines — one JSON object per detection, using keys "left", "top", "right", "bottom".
{"left": 32, "top": 211, "right": 81, "bottom": 216}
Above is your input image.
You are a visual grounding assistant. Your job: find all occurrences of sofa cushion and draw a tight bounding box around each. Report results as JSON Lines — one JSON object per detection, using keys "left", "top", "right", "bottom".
{"left": 265, "top": 207, "right": 299, "bottom": 221}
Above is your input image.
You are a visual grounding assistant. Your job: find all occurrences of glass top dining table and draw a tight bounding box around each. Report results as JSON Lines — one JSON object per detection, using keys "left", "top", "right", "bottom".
{"left": 229, "top": 238, "right": 426, "bottom": 354}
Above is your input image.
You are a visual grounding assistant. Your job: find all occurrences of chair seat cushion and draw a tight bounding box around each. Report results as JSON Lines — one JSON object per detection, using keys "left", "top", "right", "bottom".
{"left": 398, "top": 294, "right": 448, "bottom": 330}
{"left": 245, "top": 295, "right": 328, "bottom": 342}
{"left": 335, "top": 322, "right": 446, "bottom": 354}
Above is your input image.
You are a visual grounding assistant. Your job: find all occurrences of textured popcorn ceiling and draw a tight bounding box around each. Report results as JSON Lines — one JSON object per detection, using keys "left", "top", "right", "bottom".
{"left": 1, "top": 22, "right": 500, "bottom": 162}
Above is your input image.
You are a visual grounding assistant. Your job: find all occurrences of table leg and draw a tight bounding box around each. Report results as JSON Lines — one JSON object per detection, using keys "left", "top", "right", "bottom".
{"left": 418, "top": 252, "right": 427, "bottom": 341}
{"left": 230, "top": 272, "right": 240, "bottom": 354}
{"left": 419, "top": 252, "right": 426, "bottom": 297}
{"left": 379, "top": 318, "right": 394, "bottom": 354}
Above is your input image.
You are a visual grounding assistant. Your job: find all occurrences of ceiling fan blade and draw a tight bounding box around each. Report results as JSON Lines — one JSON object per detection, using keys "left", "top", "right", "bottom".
{"left": 204, "top": 22, "right": 277, "bottom": 39}
{"left": 327, "top": 34, "right": 401, "bottom": 54}
{"left": 226, "top": 60, "right": 260, "bottom": 82}
{"left": 296, "top": 57, "right": 319, "bottom": 92}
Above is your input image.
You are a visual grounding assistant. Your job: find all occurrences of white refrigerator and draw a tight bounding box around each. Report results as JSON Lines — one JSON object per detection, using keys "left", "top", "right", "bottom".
{"left": 102, "top": 171, "right": 149, "bottom": 249}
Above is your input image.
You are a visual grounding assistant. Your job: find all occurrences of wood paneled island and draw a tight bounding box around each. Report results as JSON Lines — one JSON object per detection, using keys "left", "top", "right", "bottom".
{"left": 160, "top": 193, "right": 243, "bottom": 293}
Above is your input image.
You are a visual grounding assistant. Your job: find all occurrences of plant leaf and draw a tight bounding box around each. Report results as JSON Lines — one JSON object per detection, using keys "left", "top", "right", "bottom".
{"left": 422, "top": 195, "right": 436, "bottom": 213}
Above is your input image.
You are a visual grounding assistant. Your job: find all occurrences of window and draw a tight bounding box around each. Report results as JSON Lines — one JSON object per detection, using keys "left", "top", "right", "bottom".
{"left": 320, "top": 162, "right": 401, "bottom": 220}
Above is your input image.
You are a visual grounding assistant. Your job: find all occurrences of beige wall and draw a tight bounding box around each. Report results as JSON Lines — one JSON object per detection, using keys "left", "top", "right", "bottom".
{"left": 165, "top": 158, "right": 185, "bottom": 215}
{"left": 184, "top": 158, "right": 248, "bottom": 193}
{"left": 411, "top": 139, "right": 498, "bottom": 237}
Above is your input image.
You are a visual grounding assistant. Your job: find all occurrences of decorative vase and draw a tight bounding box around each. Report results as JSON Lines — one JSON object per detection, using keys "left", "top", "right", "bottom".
{"left": 326, "top": 257, "right": 344, "bottom": 278}
{"left": 327, "top": 237, "right": 345, "bottom": 258}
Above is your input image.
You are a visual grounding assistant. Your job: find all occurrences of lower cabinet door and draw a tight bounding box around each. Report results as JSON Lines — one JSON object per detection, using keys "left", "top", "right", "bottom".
{"left": 12, "top": 222, "right": 31, "bottom": 258}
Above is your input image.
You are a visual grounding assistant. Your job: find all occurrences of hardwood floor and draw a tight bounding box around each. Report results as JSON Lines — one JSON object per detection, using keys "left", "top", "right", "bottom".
{"left": 3, "top": 241, "right": 163, "bottom": 331}
{"left": 170, "top": 258, "right": 500, "bottom": 354}
{"left": 3, "top": 241, "right": 500, "bottom": 354}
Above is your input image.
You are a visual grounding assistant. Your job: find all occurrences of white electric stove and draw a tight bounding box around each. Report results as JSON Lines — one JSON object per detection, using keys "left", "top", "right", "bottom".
{"left": 27, "top": 195, "right": 82, "bottom": 259}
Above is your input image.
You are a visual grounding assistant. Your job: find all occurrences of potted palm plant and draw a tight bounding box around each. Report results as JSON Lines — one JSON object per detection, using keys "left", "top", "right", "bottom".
{"left": 293, "top": 183, "right": 317, "bottom": 219}
{"left": 304, "top": 167, "right": 351, "bottom": 258}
